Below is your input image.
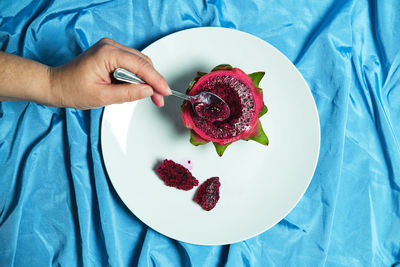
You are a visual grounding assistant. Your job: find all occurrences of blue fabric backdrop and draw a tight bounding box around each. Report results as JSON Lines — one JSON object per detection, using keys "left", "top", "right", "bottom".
{"left": 1, "top": 0, "right": 399, "bottom": 266}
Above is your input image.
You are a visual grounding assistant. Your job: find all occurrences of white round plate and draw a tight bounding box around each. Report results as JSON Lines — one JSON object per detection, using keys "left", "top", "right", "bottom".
{"left": 101, "top": 27, "right": 320, "bottom": 245}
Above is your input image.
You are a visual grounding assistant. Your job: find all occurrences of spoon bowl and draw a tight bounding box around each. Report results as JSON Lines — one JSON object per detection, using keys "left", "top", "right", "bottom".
{"left": 190, "top": 92, "right": 231, "bottom": 122}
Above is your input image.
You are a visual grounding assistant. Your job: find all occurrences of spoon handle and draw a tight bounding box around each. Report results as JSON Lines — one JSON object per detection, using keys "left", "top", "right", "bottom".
{"left": 170, "top": 90, "right": 190, "bottom": 101}
{"left": 113, "top": 68, "right": 145, "bottom": 84}
{"left": 113, "top": 68, "right": 190, "bottom": 101}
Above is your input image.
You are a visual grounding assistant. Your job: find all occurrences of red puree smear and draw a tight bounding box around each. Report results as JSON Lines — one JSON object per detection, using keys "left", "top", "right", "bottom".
{"left": 194, "top": 177, "right": 221, "bottom": 211}
{"left": 195, "top": 102, "right": 230, "bottom": 122}
{"left": 156, "top": 159, "right": 199, "bottom": 190}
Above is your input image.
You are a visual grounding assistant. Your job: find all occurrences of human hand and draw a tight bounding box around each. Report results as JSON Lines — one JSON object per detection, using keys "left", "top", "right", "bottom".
{"left": 49, "top": 38, "right": 171, "bottom": 109}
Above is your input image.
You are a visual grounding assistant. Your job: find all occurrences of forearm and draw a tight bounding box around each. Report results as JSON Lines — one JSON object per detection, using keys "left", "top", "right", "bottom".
{"left": 0, "top": 38, "right": 170, "bottom": 109}
{"left": 0, "top": 52, "right": 54, "bottom": 105}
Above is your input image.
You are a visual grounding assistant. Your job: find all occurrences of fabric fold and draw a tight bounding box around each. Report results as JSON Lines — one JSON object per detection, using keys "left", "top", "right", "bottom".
{"left": 0, "top": 0, "right": 399, "bottom": 266}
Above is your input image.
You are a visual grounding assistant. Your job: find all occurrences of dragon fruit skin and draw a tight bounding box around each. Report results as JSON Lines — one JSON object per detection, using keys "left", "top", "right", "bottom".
{"left": 181, "top": 64, "right": 268, "bottom": 156}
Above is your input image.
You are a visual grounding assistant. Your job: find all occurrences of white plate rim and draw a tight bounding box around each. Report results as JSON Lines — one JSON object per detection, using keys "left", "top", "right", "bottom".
{"left": 101, "top": 27, "right": 321, "bottom": 245}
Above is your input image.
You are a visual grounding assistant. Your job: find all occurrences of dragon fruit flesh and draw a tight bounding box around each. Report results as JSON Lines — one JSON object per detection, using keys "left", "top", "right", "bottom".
{"left": 194, "top": 177, "right": 221, "bottom": 211}
{"left": 156, "top": 159, "right": 199, "bottom": 190}
{"left": 194, "top": 100, "right": 230, "bottom": 123}
{"left": 181, "top": 64, "right": 268, "bottom": 156}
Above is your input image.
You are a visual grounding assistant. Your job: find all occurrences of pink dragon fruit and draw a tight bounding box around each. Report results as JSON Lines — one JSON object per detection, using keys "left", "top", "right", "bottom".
{"left": 181, "top": 64, "right": 268, "bottom": 156}
{"left": 194, "top": 177, "right": 221, "bottom": 211}
{"left": 156, "top": 159, "right": 199, "bottom": 190}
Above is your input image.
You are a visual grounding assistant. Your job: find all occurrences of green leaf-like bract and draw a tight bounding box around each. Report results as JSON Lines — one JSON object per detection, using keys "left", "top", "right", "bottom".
{"left": 212, "top": 64, "right": 233, "bottom": 71}
{"left": 186, "top": 72, "right": 208, "bottom": 94}
{"left": 197, "top": 72, "right": 207, "bottom": 77}
{"left": 244, "top": 123, "right": 269, "bottom": 145}
{"left": 190, "top": 131, "right": 208, "bottom": 146}
{"left": 248, "top": 72, "right": 265, "bottom": 88}
{"left": 213, "top": 142, "right": 230, "bottom": 157}
{"left": 259, "top": 105, "right": 268, "bottom": 118}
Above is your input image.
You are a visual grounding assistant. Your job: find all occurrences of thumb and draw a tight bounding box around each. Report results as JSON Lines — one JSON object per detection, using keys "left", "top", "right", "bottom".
{"left": 101, "top": 83, "right": 154, "bottom": 105}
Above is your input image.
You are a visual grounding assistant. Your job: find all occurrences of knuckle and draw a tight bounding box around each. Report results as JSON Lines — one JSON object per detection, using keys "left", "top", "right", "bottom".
{"left": 138, "top": 57, "right": 152, "bottom": 70}
{"left": 126, "top": 87, "right": 138, "bottom": 102}
{"left": 99, "top": 42, "right": 113, "bottom": 52}
{"left": 144, "top": 55, "right": 153, "bottom": 64}
{"left": 99, "top": 37, "right": 113, "bottom": 45}
{"left": 92, "top": 38, "right": 118, "bottom": 59}
{"left": 125, "top": 90, "right": 133, "bottom": 102}
{"left": 97, "top": 43, "right": 116, "bottom": 58}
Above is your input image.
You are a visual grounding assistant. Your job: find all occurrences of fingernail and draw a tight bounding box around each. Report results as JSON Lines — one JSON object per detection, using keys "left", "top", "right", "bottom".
{"left": 166, "top": 86, "right": 172, "bottom": 95}
{"left": 159, "top": 97, "right": 165, "bottom": 107}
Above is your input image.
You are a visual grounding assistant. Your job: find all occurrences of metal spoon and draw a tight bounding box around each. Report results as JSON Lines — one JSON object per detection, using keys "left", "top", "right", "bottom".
{"left": 113, "top": 67, "right": 231, "bottom": 121}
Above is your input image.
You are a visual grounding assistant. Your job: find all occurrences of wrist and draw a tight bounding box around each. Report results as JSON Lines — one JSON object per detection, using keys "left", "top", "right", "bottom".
{"left": 47, "top": 66, "right": 64, "bottom": 107}
{"left": 25, "top": 63, "right": 59, "bottom": 107}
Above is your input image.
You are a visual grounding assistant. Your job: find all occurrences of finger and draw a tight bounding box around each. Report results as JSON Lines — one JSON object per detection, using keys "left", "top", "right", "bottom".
{"left": 151, "top": 92, "right": 164, "bottom": 107}
{"left": 101, "top": 83, "right": 154, "bottom": 105}
{"left": 142, "top": 53, "right": 153, "bottom": 65}
{"left": 111, "top": 44, "right": 153, "bottom": 66}
{"left": 113, "top": 49, "right": 171, "bottom": 97}
{"left": 99, "top": 38, "right": 153, "bottom": 66}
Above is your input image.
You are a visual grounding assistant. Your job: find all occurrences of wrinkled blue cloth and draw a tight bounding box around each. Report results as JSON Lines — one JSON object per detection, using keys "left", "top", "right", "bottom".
{"left": 1, "top": 0, "right": 399, "bottom": 266}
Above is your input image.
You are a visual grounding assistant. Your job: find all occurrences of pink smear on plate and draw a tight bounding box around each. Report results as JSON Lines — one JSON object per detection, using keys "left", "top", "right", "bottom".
{"left": 180, "top": 158, "right": 193, "bottom": 170}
